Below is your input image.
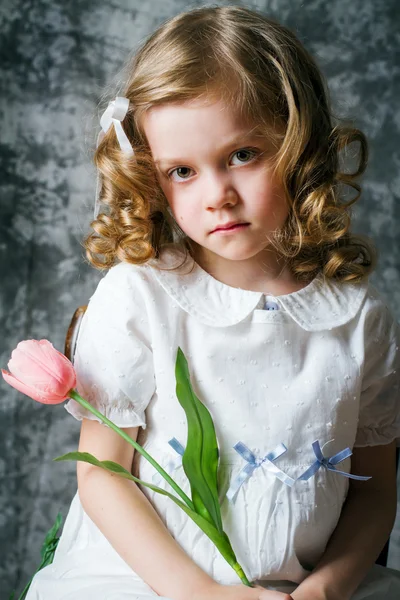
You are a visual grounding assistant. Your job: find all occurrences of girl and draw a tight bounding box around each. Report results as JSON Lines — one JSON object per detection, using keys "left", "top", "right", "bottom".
{"left": 27, "top": 5, "right": 400, "bottom": 600}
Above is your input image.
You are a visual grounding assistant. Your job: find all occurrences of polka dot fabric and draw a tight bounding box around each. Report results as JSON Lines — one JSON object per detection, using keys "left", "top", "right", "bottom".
{"left": 30, "top": 244, "right": 400, "bottom": 598}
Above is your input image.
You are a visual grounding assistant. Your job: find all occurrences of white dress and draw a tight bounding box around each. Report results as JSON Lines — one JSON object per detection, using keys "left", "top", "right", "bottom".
{"left": 27, "top": 244, "right": 400, "bottom": 599}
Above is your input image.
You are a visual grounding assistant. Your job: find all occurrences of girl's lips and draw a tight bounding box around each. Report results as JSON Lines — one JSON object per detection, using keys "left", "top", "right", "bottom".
{"left": 212, "top": 223, "right": 250, "bottom": 234}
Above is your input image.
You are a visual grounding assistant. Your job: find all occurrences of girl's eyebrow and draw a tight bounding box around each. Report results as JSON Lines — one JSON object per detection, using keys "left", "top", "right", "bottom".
{"left": 154, "top": 130, "right": 265, "bottom": 168}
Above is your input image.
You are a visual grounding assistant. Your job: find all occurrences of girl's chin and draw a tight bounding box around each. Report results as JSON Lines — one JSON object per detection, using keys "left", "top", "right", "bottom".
{"left": 203, "top": 245, "right": 268, "bottom": 263}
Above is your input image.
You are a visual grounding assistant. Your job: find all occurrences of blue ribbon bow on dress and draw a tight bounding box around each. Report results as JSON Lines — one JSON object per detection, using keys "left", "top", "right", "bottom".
{"left": 225, "top": 441, "right": 296, "bottom": 503}
{"left": 153, "top": 438, "right": 371, "bottom": 501}
{"left": 152, "top": 437, "right": 227, "bottom": 504}
{"left": 151, "top": 437, "right": 184, "bottom": 486}
{"left": 298, "top": 440, "right": 372, "bottom": 482}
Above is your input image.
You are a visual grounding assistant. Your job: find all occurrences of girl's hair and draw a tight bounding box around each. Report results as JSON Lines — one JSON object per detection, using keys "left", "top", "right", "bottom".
{"left": 85, "top": 5, "right": 376, "bottom": 282}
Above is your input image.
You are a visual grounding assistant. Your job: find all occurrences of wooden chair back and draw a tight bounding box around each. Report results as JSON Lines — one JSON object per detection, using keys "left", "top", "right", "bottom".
{"left": 64, "top": 306, "right": 87, "bottom": 362}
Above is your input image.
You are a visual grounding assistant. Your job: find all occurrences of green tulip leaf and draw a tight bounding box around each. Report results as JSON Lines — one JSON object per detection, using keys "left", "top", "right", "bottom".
{"left": 55, "top": 451, "right": 238, "bottom": 567}
{"left": 41, "top": 512, "right": 62, "bottom": 560}
{"left": 11, "top": 512, "right": 63, "bottom": 600}
{"left": 175, "top": 347, "right": 223, "bottom": 533}
{"left": 54, "top": 452, "right": 169, "bottom": 495}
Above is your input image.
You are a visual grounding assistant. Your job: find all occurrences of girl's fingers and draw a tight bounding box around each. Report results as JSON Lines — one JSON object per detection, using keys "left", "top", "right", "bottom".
{"left": 258, "top": 591, "right": 294, "bottom": 599}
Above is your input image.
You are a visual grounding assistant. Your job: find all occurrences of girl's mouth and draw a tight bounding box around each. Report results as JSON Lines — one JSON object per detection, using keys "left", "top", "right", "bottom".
{"left": 212, "top": 223, "right": 250, "bottom": 234}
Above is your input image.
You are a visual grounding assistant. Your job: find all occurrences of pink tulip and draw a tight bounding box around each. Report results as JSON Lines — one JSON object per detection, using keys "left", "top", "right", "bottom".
{"left": 1, "top": 339, "right": 76, "bottom": 404}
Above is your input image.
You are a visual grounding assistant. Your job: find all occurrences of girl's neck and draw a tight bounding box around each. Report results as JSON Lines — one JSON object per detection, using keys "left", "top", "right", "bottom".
{"left": 190, "top": 243, "right": 310, "bottom": 296}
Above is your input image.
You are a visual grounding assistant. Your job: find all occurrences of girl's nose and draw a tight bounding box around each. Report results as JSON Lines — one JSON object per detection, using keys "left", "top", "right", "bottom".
{"left": 205, "top": 172, "right": 239, "bottom": 210}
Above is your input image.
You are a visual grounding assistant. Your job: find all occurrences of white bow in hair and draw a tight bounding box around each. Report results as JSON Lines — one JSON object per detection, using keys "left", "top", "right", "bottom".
{"left": 94, "top": 96, "right": 134, "bottom": 219}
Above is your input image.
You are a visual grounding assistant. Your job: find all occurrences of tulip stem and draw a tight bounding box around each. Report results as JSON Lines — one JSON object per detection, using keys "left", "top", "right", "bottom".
{"left": 68, "top": 390, "right": 194, "bottom": 510}
{"left": 233, "top": 562, "right": 253, "bottom": 587}
{"left": 68, "top": 390, "right": 254, "bottom": 587}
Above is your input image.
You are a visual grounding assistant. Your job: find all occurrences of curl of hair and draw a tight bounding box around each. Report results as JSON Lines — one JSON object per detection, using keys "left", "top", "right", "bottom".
{"left": 83, "top": 5, "right": 376, "bottom": 281}
{"left": 270, "top": 126, "right": 377, "bottom": 283}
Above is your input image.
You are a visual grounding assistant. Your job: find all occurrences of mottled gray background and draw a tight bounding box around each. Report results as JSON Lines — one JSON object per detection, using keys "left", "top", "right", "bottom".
{"left": 1, "top": 0, "right": 399, "bottom": 595}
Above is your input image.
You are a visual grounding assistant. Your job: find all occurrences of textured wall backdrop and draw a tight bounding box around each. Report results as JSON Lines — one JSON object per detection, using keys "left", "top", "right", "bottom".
{"left": 1, "top": 0, "right": 399, "bottom": 595}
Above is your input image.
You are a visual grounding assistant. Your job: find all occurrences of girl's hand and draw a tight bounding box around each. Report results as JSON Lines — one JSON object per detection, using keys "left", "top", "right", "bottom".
{"left": 193, "top": 581, "right": 293, "bottom": 600}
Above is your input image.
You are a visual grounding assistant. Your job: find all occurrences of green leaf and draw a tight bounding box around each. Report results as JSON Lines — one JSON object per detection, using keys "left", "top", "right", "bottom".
{"left": 11, "top": 512, "right": 63, "bottom": 600}
{"left": 41, "top": 512, "right": 62, "bottom": 560}
{"left": 54, "top": 451, "right": 238, "bottom": 568}
{"left": 54, "top": 452, "right": 190, "bottom": 499}
{"left": 173, "top": 491, "right": 238, "bottom": 568}
{"left": 175, "top": 347, "right": 223, "bottom": 533}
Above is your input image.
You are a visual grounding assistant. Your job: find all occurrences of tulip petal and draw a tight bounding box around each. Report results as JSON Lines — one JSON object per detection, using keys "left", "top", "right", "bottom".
{"left": 5, "top": 339, "right": 76, "bottom": 402}
{"left": 1, "top": 369, "right": 66, "bottom": 404}
{"left": 9, "top": 340, "right": 75, "bottom": 393}
{"left": 36, "top": 340, "right": 76, "bottom": 391}
{"left": 8, "top": 342, "right": 57, "bottom": 388}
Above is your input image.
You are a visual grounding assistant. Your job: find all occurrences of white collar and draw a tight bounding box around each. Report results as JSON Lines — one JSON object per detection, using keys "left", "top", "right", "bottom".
{"left": 148, "top": 245, "right": 368, "bottom": 331}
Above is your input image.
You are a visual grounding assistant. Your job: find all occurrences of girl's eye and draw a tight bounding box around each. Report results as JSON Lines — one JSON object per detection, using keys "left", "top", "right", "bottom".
{"left": 167, "top": 148, "right": 258, "bottom": 182}
{"left": 231, "top": 148, "right": 257, "bottom": 165}
{"left": 168, "top": 166, "right": 194, "bottom": 182}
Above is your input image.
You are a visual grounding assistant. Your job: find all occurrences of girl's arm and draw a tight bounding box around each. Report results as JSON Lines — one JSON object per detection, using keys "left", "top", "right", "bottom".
{"left": 77, "top": 418, "right": 217, "bottom": 600}
{"left": 76, "top": 420, "right": 292, "bottom": 600}
{"left": 291, "top": 440, "right": 398, "bottom": 600}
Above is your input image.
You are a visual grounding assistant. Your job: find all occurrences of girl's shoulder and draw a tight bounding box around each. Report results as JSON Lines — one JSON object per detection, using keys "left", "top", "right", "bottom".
{"left": 355, "top": 279, "right": 399, "bottom": 338}
{"left": 89, "top": 243, "right": 190, "bottom": 310}
{"left": 270, "top": 273, "right": 398, "bottom": 335}
{"left": 314, "top": 275, "right": 399, "bottom": 348}
{"left": 92, "top": 244, "right": 179, "bottom": 286}
{"left": 268, "top": 272, "right": 369, "bottom": 332}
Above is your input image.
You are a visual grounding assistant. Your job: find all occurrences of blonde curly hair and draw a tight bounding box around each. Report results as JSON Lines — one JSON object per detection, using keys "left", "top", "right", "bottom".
{"left": 85, "top": 5, "right": 376, "bottom": 282}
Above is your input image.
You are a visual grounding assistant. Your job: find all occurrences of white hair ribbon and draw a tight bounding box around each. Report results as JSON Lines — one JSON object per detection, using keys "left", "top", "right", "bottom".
{"left": 94, "top": 96, "right": 134, "bottom": 219}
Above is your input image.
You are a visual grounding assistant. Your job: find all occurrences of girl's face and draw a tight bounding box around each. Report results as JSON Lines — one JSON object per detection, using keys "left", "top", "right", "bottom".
{"left": 142, "top": 96, "right": 288, "bottom": 274}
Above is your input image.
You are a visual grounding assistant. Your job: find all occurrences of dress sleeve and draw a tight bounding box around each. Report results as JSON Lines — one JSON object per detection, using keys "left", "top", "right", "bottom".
{"left": 354, "top": 289, "right": 400, "bottom": 447}
{"left": 64, "top": 263, "right": 155, "bottom": 429}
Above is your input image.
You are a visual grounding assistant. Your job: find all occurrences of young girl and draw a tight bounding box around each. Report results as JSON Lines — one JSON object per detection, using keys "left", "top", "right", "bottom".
{"left": 27, "top": 5, "right": 400, "bottom": 600}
